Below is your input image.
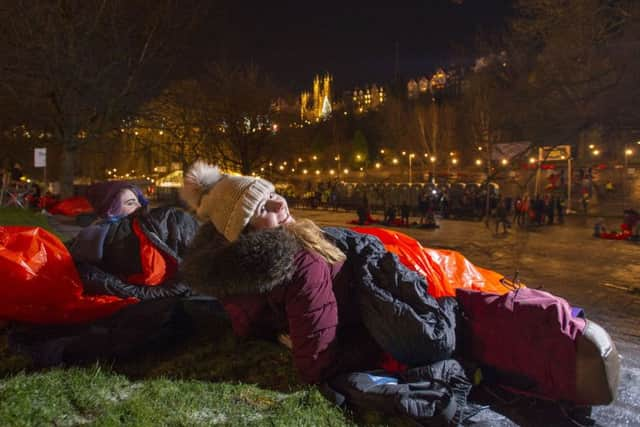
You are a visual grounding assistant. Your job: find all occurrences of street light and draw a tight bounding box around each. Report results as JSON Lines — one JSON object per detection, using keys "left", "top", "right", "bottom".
{"left": 624, "top": 147, "right": 633, "bottom": 209}
{"left": 430, "top": 156, "right": 436, "bottom": 183}
{"left": 409, "top": 153, "right": 415, "bottom": 185}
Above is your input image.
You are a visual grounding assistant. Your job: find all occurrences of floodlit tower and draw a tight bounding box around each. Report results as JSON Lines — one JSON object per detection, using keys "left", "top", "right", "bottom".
{"left": 320, "top": 74, "right": 332, "bottom": 118}
{"left": 312, "top": 75, "right": 321, "bottom": 118}
{"left": 300, "top": 92, "right": 310, "bottom": 121}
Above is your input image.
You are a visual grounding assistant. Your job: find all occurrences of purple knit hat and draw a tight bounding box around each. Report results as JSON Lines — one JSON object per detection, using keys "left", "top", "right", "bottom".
{"left": 86, "top": 181, "right": 148, "bottom": 218}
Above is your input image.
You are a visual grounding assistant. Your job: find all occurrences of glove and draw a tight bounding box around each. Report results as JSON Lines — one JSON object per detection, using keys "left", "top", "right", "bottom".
{"left": 77, "top": 262, "right": 192, "bottom": 300}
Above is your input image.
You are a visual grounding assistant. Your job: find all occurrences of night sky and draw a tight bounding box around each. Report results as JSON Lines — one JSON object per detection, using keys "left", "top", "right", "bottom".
{"left": 208, "top": 0, "right": 513, "bottom": 92}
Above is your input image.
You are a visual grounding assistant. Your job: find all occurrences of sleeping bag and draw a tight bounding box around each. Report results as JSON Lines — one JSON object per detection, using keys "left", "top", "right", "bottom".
{"left": 348, "top": 227, "right": 620, "bottom": 406}
{"left": 456, "top": 288, "right": 619, "bottom": 405}
{"left": 0, "top": 226, "right": 136, "bottom": 324}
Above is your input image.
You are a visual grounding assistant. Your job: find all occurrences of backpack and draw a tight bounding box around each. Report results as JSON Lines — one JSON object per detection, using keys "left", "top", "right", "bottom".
{"left": 322, "top": 360, "right": 471, "bottom": 426}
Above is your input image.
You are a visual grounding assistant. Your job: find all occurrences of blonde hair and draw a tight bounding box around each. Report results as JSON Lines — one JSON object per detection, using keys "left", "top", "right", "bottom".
{"left": 284, "top": 219, "right": 346, "bottom": 264}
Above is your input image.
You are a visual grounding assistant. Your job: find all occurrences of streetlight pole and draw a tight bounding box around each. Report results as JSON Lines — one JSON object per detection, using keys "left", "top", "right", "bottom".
{"left": 623, "top": 146, "right": 632, "bottom": 210}
{"left": 409, "top": 153, "right": 415, "bottom": 186}
{"left": 430, "top": 156, "right": 436, "bottom": 184}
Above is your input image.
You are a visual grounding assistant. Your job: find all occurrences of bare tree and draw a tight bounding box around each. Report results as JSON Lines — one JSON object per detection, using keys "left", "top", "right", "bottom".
{"left": 200, "top": 62, "right": 282, "bottom": 175}
{"left": 137, "top": 80, "right": 214, "bottom": 173}
{"left": 0, "top": 0, "right": 207, "bottom": 196}
{"left": 507, "top": 0, "right": 637, "bottom": 154}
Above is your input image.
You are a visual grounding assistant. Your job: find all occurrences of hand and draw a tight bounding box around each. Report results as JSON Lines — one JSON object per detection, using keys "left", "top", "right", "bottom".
{"left": 278, "top": 333, "right": 293, "bottom": 350}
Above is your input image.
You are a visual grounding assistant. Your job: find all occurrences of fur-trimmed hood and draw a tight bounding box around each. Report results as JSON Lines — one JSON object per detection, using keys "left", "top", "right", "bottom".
{"left": 182, "top": 222, "right": 301, "bottom": 297}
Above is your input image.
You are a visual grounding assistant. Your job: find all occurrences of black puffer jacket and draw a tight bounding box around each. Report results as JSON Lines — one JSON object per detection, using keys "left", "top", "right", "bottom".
{"left": 70, "top": 206, "right": 199, "bottom": 300}
{"left": 323, "top": 227, "right": 458, "bottom": 366}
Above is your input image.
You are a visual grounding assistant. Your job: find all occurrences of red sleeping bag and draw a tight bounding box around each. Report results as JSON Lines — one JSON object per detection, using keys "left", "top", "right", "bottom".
{"left": 0, "top": 226, "right": 136, "bottom": 324}
{"left": 456, "top": 288, "right": 619, "bottom": 405}
{"left": 457, "top": 288, "right": 584, "bottom": 401}
{"left": 47, "top": 196, "right": 94, "bottom": 216}
{"left": 352, "top": 227, "right": 511, "bottom": 297}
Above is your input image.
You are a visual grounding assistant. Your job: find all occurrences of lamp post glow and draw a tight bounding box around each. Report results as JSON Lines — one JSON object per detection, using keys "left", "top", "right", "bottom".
{"left": 408, "top": 153, "right": 415, "bottom": 185}
{"left": 624, "top": 147, "right": 633, "bottom": 209}
{"left": 430, "top": 156, "right": 436, "bottom": 183}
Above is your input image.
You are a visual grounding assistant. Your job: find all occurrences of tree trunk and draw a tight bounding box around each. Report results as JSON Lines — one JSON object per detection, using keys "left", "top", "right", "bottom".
{"left": 60, "top": 143, "right": 77, "bottom": 198}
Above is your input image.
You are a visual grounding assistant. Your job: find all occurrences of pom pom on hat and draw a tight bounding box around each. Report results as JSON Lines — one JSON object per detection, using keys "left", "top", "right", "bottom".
{"left": 181, "top": 161, "right": 274, "bottom": 241}
{"left": 180, "top": 161, "right": 223, "bottom": 211}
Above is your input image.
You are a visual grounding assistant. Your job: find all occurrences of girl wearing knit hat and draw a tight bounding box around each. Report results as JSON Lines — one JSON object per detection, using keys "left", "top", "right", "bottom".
{"left": 181, "top": 162, "right": 460, "bottom": 386}
{"left": 69, "top": 181, "right": 199, "bottom": 300}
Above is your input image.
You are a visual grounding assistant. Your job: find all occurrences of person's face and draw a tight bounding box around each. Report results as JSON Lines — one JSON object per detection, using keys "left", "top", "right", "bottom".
{"left": 116, "top": 189, "right": 142, "bottom": 216}
{"left": 249, "top": 192, "right": 294, "bottom": 231}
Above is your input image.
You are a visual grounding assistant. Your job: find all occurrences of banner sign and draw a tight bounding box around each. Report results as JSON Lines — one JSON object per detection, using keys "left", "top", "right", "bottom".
{"left": 491, "top": 141, "right": 531, "bottom": 161}
{"left": 34, "top": 148, "right": 47, "bottom": 168}
{"left": 539, "top": 145, "right": 571, "bottom": 161}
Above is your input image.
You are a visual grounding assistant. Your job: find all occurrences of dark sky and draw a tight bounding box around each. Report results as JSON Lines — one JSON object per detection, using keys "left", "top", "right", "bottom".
{"left": 208, "top": 0, "right": 513, "bottom": 92}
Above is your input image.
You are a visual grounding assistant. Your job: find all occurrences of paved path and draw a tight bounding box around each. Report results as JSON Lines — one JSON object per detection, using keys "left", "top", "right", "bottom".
{"left": 46, "top": 214, "right": 84, "bottom": 242}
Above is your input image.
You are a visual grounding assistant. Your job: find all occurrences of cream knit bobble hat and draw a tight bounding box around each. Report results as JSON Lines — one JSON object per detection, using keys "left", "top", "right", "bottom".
{"left": 181, "top": 161, "right": 275, "bottom": 242}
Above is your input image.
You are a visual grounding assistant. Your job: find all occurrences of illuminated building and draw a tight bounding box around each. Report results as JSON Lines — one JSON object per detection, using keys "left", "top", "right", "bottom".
{"left": 407, "top": 68, "right": 450, "bottom": 99}
{"left": 431, "top": 68, "right": 447, "bottom": 89}
{"left": 349, "top": 83, "right": 386, "bottom": 113}
{"left": 300, "top": 73, "right": 333, "bottom": 121}
{"left": 407, "top": 79, "right": 418, "bottom": 99}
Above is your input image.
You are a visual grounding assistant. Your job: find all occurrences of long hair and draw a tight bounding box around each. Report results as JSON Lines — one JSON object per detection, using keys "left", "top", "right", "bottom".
{"left": 284, "top": 219, "right": 346, "bottom": 264}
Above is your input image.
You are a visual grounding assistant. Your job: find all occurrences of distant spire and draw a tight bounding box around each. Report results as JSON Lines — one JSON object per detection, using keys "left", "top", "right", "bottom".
{"left": 394, "top": 41, "right": 399, "bottom": 80}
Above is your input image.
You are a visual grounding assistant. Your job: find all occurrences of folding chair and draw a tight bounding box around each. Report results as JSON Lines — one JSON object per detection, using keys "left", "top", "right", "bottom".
{"left": 1, "top": 174, "right": 28, "bottom": 208}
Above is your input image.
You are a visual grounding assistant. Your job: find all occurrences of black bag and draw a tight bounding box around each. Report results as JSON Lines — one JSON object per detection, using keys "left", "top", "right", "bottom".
{"left": 323, "top": 359, "right": 471, "bottom": 426}
{"left": 8, "top": 297, "right": 222, "bottom": 367}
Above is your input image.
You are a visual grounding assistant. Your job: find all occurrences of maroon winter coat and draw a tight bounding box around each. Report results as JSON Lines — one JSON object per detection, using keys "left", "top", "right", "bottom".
{"left": 183, "top": 223, "right": 381, "bottom": 384}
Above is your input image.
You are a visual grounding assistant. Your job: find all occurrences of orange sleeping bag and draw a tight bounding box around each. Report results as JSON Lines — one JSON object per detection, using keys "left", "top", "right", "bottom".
{"left": 352, "top": 227, "right": 513, "bottom": 297}
{"left": 47, "top": 196, "right": 94, "bottom": 216}
{"left": 0, "top": 226, "right": 136, "bottom": 324}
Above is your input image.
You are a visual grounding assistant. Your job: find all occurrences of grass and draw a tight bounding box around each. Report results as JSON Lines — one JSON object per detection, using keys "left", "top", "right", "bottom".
{"left": 0, "top": 312, "right": 369, "bottom": 426}
{"left": 0, "top": 366, "right": 349, "bottom": 426}
{"left": 0, "top": 207, "right": 66, "bottom": 242}
{"left": 0, "top": 207, "right": 54, "bottom": 231}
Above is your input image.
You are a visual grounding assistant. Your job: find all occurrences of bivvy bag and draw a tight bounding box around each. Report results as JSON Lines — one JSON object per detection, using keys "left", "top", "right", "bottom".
{"left": 0, "top": 226, "right": 135, "bottom": 324}
{"left": 324, "top": 359, "right": 471, "bottom": 426}
{"left": 8, "top": 297, "right": 195, "bottom": 367}
{"left": 47, "top": 196, "right": 94, "bottom": 216}
{"left": 456, "top": 288, "right": 620, "bottom": 405}
{"left": 351, "top": 227, "right": 511, "bottom": 297}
